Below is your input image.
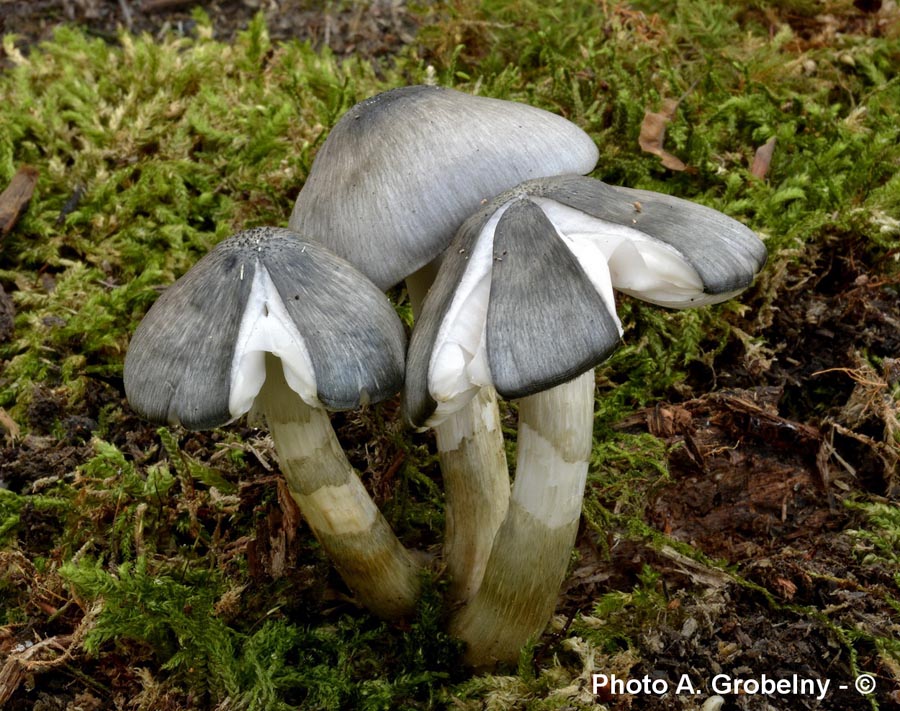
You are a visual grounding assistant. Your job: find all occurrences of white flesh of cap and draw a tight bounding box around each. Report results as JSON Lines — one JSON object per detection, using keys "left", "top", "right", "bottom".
{"left": 229, "top": 261, "right": 319, "bottom": 417}
{"left": 532, "top": 197, "right": 726, "bottom": 307}
{"left": 427, "top": 196, "right": 744, "bottom": 423}
{"left": 427, "top": 204, "right": 513, "bottom": 425}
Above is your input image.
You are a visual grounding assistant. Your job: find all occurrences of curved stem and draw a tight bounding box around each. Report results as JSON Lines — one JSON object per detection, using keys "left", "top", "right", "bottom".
{"left": 407, "top": 264, "right": 510, "bottom": 602}
{"left": 257, "top": 354, "right": 421, "bottom": 619}
{"left": 450, "top": 370, "right": 595, "bottom": 666}
{"left": 434, "top": 387, "right": 509, "bottom": 601}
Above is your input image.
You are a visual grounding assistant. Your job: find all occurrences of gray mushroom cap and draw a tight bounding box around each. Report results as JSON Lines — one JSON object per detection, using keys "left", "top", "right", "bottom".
{"left": 124, "top": 227, "right": 407, "bottom": 430}
{"left": 289, "top": 85, "right": 600, "bottom": 290}
{"left": 404, "top": 175, "right": 767, "bottom": 427}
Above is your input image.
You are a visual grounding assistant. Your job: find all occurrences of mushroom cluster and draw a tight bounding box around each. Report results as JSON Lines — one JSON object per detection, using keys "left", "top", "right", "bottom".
{"left": 405, "top": 176, "right": 766, "bottom": 664}
{"left": 290, "top": 84, "right": 601, "bottom": 603}
{"left": 125, "top": 84, "right": 766, "bottom": 668}
{"left": 124, "top": 227, "right": 420, "bottom": 618}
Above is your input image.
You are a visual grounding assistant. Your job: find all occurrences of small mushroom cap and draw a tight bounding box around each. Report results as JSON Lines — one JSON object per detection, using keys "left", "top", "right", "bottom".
{"left": 289, "top": 85, "right": 600, "bottom": 290}
{"left": 404, "top": 176, "right": 767, "bottom": 427}
{"left": 125, "top": 227, "right": 406, "bottom": 430}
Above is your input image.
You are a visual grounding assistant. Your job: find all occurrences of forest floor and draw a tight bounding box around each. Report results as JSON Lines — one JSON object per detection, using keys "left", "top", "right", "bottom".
{"left": 0, "top": 1, "right": 898, "bottom": 710}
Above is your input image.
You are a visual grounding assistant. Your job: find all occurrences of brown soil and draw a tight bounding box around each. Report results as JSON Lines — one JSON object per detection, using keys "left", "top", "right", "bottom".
{"left": 1, "top": 0, "right": 420, "bottom": 64}
{"left": 1, "top": 2, "right": 898, "bottom": 710}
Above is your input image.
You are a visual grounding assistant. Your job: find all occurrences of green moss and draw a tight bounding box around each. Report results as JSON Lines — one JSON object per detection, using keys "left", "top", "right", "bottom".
{"left": 847, "top": 500, "right": 900, "bottom": 592}
{"left": 0, "top": 488, "right": 23, "bottom": 545}
{"left": 582, "top": 566, "right": 669, "bottom": 653}
{"left": 1, "top": 0, "right": 899, "bottom": 707}
{"left": 158, "top": 427, "right": 237, "bottom": 494}
{"left": 582, "top": 431, "right": 669, "bottom": 535}
{"left": 0, "top": 14, "right": 397, "bottom": 420}
{"left": 60, "top": 555, "right": 466, "bottom": 710}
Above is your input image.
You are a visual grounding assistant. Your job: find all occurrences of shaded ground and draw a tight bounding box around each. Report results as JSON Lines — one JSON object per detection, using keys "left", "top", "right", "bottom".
{"left": 1, "top": 1, "right": 899, "bottom": 710}
{"left": 557, "top": 268, "right": 900, "bottom": 708}
{"left": 0, "top": 0, "right": 419, "bottom": 63}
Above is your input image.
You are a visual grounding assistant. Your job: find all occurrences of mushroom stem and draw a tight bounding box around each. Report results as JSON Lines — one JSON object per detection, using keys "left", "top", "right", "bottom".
{"left": 257, "top": 354, "right": 421, "bottom": 619}
{"left": 450, "top": 370, "right": 594, "bottom": 666}
{"left": 434, "top": 387, "right": 509, "bottom": 601}
{"left": 405, "top": 261, "right": 441, "bottom": 317}
{"left": 406, "top": 266, "right": 510, "bottom": 602}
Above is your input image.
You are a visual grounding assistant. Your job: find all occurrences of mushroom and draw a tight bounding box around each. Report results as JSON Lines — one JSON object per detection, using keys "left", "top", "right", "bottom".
{"left": 290, "top": 84, "right": 599, "bottom": 291}
{"left": 124, "top": 226, "right": 420, "bottom": 619}
{"left": 290, "top": 84, "right": 600, "bottom": 600}
{"left": 404, "top": 175, "right": 767, "bottom": 665}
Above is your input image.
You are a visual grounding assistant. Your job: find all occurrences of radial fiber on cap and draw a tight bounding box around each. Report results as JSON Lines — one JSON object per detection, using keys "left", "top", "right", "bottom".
{"left": 125, "top": 228, "right": 406, "bottom": 429}
{"left": 290, "top": 85, "right": 599, "bottom": 290}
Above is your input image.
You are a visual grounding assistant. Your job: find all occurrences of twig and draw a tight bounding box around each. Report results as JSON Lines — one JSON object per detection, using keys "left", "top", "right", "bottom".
{"left": 0, "top": 603, "right": 100, "bottom": 706}
{"left": 119, "top": 0, "right": 134, "bottom": 31}
{"left": 142, "top": 0, "right": 204, "bottom": 11}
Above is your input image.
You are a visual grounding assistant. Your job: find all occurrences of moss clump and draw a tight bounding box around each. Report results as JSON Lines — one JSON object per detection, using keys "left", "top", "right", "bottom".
{"left": 61, "top": 556, "right": 467, "bottom": 710}
{"left": 1, "top": 0, "right": 899, "bottom": 708}
{"left": 847, "top": 500, "right": 900, "bottom": 595}
{"left": 0, "top": 14, "right": 390, "bottom": 419}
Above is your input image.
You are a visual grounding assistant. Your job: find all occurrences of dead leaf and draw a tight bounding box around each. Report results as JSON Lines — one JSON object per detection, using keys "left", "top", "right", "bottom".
{"left": 751, "top": 137, "right": 777, "bottom": 179}
{"left": 0, "top": 166, "right": 39, "bottom": 237}
{"left": 0, "top": 408, "right": 20, "bottom": 444}
{"left": 658, "top": 545, "right": 732, "bottom": 589}
{"left": 638, "top": 98, "right": 687, "bottom": 171}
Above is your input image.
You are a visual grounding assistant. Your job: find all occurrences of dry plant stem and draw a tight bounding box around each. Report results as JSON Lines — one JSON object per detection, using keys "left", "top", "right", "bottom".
{"left": 450, "top": 370, "right": 594, "bottom": 667}
{"left": 258, "top": 355, "right": 420, "bottom": 619}
{"left": 407, "top": 264, "right": 510, "bottom": 602}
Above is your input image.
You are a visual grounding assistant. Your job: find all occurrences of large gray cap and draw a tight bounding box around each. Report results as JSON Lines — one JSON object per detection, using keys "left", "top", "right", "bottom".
{"left": 124, "top": 227, "right": 406, "bottom": 430}
{"left": 289, "top": 85, "right": 600, "bottom": 290}
{"left": 405, "top": 175, "right": 766, "bottom": 426}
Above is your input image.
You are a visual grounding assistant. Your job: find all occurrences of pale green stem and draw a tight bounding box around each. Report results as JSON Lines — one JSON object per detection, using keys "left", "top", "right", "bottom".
{"left": 450, "top": 370, "right": 595, "bottom": 666}
{"left": 434, "top": 387, "right": 509, "bottom": 601}
{"left": 257, "top": 354, "right": 421, "bottom": 619}
{"left": 406, "top": 264, "right": 511, "bottom": 602}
